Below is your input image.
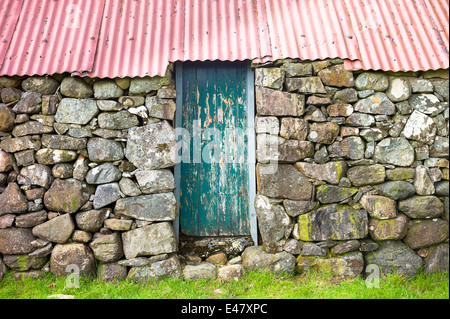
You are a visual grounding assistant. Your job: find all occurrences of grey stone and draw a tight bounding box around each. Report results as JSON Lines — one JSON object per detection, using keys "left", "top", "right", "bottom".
{"left": 121, "top": 222, "right": 178, "bottom": 259}
{"left": 430, "top": 136, "right": 449, "bottom": 157}
{"left": 315, "top": 252, "right": 364, "bottom": 277}
{"left": 242, "top": 246, "right": 296, "bottom": 275}
{"left": 60, "top": 77, "right": 93, "bottom": 98}
{"left": 85, "top": 163, "right": 121, "bottom": 185}
{"left": 401, "top": 110, "right": 436, "bottom": 145}
{"left": 364, "top": 240, "right": 423, "bottom": 278}
{"left": 0, "top": 182, "right": 28, "bottom": 216}
{"left": 41, "top": 134, "right": 86, "bottom": 150}
{"left": 368, "top": 214, "right": 409, "bottom": 240}
{"left": 411, "top": 79, "right": 433, "bottom": 93}
{"left": 145, "top": 96, "right": 176, "bottom": 121}
{"left": 93, "top": 183, "right": 122, "bottom": 209}
{"left": 255, "top": 67, "right": 285, "bottom": 89}
{"left": 127, "top": 255, "right": 182, "bottom": 281}
{"left": 327, "top": 103, "right": 354, "bottom": 117}
{"left": 347, "top": 164, "right": 385, "bottom": 186}
{"left": 374, "top": 181, "right": 416, "bottom": 200}
{"left": 255, "top": 116, "right": 280, "bottom": 135}
{"left": 1, "top": 87, "right": 21, "bottom": 103}
{"left": 0, "top": 150, "right": 14, "bottom": 172}
{"left": 0, "top": 104, "right": 15, "bottom": 131}
{"left": 256, "top": 164, "right": 314, "bottom": 200}
{"left": 12, "top": 121, "right": 53, "bottom": 137}
{"left": 398, "top": 196, "right": 444, "bottom": 219}
{"left": 14, "top": 210, "right": 47, "bottom": 228}
{"left": 279, "top": 117, "right": 307, "bottom": 140}
{"left": 414, "top": 165, "right": 435, "bottom": 195}
{"left": 21, "top": 76, "right": 59, "bottom": 95}
{"left": 432, "top": 80, "right": 449, "bottom": 101}
{"left": 118, "top": 177, "right": 142, "bottom": 197}
{"left": 345, "top": 112, "right": 375, "bottom": 127}
{"left": 435, "top": 181, "right": 449, "bottom": 196}
{"left": 360, "top": 128, "right": 388, "bottom": 142}
{"left": 52, "top": 163, "right": 73, "bottom": 179}
{"left": 256, "top": 86, "right": 305, "bottom": 116}
{"left": 331, "top": 240, "right": 360, "bottom": 255}
{"left": 43, "top": 179, "right": 90, "bottom": 213}
{"left": 87, "top": 138, "right": 124, "bottom": 162}
{"left": 301, "top": 242, "right": 327, "bottom": 256}
{"left": 17, "top": 164, "right": 52, "bottom": 189}
{"left": 41, "top": 95, "right": 58, "bottom": 115}
{"left": 285, "top": 77, "right": 326, "bottom": 94}
{"left": 12, "top": 92, "right": 42, "bottom": 114}
{"left": 2, "top": 254, "right": 47, "bottom": 271}
{"left": 35, "top": 148, "right": 77, "bottom": 165}
{"left": 282, "top": 200, "right": 318, "bottom": 217}
{"left": 93, "top": 80, "right": 124, "bottom": 99}
{"left": 423, "top": 243, "right": 449, "bottom": 274}
{"left": 218, "top": 264, "right": 245, "bottom": 282}
{"left": 97, "top": 262, "right": 128, "bottom": 282}
{"left": 360, "top": 195, "right": 397, "bottom": 219}
{"left": 125, "top": 120, "right": 176, "bottom": 170}
{"left": 104, "top": 218, "right": 133, "bottom": 231}
{"left": 135, "top": 169, "right": 175, "bottom": 194}
{"left": 50, "top": 243, "right": 96, "bottom": 277}
{"left": 55, "top": 98, "right": 98, "bottom": 125}
{"left": 315, "top": 185, "right": 358, "bottom": 204}
{"left": 115, "top": 192, "right": 176, "bottom": 222}
{"left": 355, "top": 72, "right": 389, "bottom": 91}
{"left": 97, "top": 111, "right": 139, "bottom": 130}
{"left": 97, "top": 100, "right": 123, "bottom": 111}
{"left": 327, "top": 136, "right": 365, "bottom": 160}
{"left": 90, "top": 232, "right": 124, "bottom": 263}
{"left": 385, "top": 77, "right": 411, "bottom": 102}
{"left": 409, "top": 94, "right": 444, "bottom": 115}
{"left": 317, "top": 64, "right": 354, "bottom": 87}
{"left": 75, "top": 209, "right": 109, "bottom": 232}
{"left": 333, "top": 88, "right": 358, "bottom": 103}
{"left": 0, "top": 214, "right": 15, "bottom": 229}
{"left": 308, "top": 122, "right": 340, "bottom": 144}
{"left": 298, "top": 204, "right": 368, "bottom": 241}
{"left": 254, "top": 195, "right": 291, "bottom": 244}
{"left": 32, "top": 213, "right": 74, "bottom": 244}
{"left": 14, "top": 149, "right": 35, "bottom": 166}
{"left": 403, "top": 219, "right": 449, "bottom": 250}
{"left": 281, "top": 62, "right": 312, "bottom": 77}
{"left": 0, "top": 76, "right": 21, "bottom": 88}
{"left": 0, "top": 227, "right": 36, "bottom": 254}
{"left": 129, "top": 75, "right": 171, "bottom": 95}
{"left": 183, "top": 263, "right": 217, "bottom": 280}
{"left": 373, "top": 137, "right": 415, "bottom": 167}
{"left": 354, "top": 93, "right": 396, "bottom": 115}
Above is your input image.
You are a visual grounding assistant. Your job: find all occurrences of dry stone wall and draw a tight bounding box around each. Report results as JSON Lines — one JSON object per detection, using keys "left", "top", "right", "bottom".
{"left": 0, "top": 68, "right": 182, "bottom": 282}
{"left": 254, "top": 59, "right": 449, "bottom": 278}
{"left": 0, "top": 58, "right": 449, "bottom": 284}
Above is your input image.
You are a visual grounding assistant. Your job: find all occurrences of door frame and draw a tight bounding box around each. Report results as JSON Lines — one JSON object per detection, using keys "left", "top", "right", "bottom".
{"left": 173, "top": 61, "right": 257, "bottom": 245}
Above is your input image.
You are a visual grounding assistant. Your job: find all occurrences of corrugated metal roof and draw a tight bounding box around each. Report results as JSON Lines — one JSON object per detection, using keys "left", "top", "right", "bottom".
{"left": 343, "top": 0, "right": 450, "bottom": 72}
{"left": 0, "top": 0, "right": 448, "bottom": 78}
{"left": 0, "top": 0, "right": 22, "bottom": 66}
{"left": 0, "top": 0, "right": 105, "bottom": 76}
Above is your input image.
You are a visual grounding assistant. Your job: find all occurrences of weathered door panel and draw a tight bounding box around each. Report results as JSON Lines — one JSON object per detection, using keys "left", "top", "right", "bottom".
{"left": 180, "top": 61, "right": 250, "bottom": 236}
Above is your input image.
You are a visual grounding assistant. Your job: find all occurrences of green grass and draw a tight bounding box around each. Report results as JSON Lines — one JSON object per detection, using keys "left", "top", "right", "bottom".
{"left": 0, "top": 269, "right": 448, "bottom": 299}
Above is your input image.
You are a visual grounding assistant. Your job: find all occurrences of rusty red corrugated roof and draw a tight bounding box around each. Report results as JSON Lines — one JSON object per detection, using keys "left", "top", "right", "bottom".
{"left": 0, "top": 0, "right": 448, "bottom": 78}
{"left": 0, "top": 0, "right": 105, "bottom": 76}
{"left": 343, "top": 0, "right": 450, "bottom": 72}
{"left": 0, "top": 0, "right": 22, "bottom": 65}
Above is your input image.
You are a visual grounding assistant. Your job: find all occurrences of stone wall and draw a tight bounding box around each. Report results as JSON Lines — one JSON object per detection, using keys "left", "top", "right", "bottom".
{"left": 0, "top": 59, "right": 449, "bottom": 284}
{"left": 0, "top": 69, "right": 182, "bottom": 281}
{"left": 253, "top": 59, "right": 449, "bottom": 278}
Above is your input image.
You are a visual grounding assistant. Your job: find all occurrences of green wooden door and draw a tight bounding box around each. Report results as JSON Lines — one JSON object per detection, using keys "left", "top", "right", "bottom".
{"left": 179, "top": 61, "right": 250, "bottom": 236}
